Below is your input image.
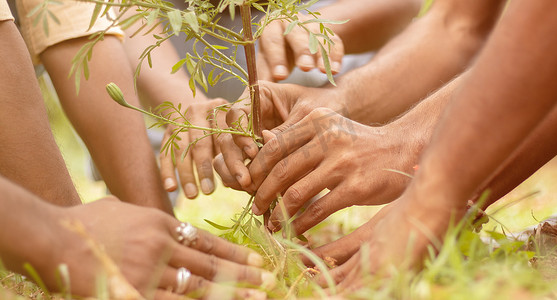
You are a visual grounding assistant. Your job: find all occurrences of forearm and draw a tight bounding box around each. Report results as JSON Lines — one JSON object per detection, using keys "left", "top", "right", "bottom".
{"left": 410, "top": 0, "right": 557, "bottom": 210}
{"left": 41, "top": 36, "right": 173, "bottom": 214}
{"left": 0, "top": 21, "right": 80, "bottom": 206}
{"left": 121, "top": 9, "right": 205, "bottom": 109}
{"left": 473, "top": 105, "right": 557, "bottom": 209}
{"left": 317, "top": 0, "right": 422, "bottom": 54}
{"left": 0, "top": 175, "right": 61, "bottom": 276}
{"left": 334, "top": 0, "right": 503, "bottom": 125}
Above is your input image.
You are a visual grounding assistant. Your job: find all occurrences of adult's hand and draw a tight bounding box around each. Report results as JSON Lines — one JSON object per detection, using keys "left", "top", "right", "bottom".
{"left": 257, "top": 14, "right": 344, "bottom": 82}
{"left": 248, "top": 108, "right": 423, "bottom": 235}
{"left": 214, "top": 82, "right": 346, "bottom": 192}
{"left": 160, "top": 98, "right": 228, "bottom": 199}
{"left": 320, "top": 190, "right": 466, "bottom": 293}
{"left": 48, "top": 197, "right": 273, "bottom": 298}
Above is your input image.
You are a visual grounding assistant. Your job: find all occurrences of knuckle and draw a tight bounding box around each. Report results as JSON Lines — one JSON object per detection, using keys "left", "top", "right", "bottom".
{"left": 307, "top": 200, "right": 324, "bottom": 218}
{"left": 272, "top": 159, "right": 289, "bottom": 181}
{"left": 207, "top": 255, "right": 219, "bottom": 279}
{"left": 311, "top": 107, "right": 334, "bottom": 118}
{"left": 283, "top": 185, "right": 303, "bottom": 205}
{"left": 215, "top": 133, "right": 231, "bottom": 147}
{"left": 264, "top": 137, "right": 282, "bottom": 158}
{"left": 197, "top": 160, "right": 213, "bottom": 177}
{"left": 185, "top": 276, "right": 207, "bottom": 295}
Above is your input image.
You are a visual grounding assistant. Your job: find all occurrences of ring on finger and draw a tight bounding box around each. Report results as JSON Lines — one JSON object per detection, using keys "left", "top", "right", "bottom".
{"left": 176, "top": 222, "right": 198, "bottom": 247}
{"left": 175, "top": 267, "right": 191, "bottom": 294}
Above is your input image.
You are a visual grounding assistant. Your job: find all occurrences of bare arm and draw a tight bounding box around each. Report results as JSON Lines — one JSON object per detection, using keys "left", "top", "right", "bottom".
{"left": 317, "top": 0, "right": 422, "bottom": 54}
{"left": 333, "top": 0, "right": 504, "bottom": 124}
{"left": 0, "top": 20, "right": 80, "bottom": 206}
{"left": 329, "top": 0, "right": 557, "bottom": 286}
{"left": 40, "top": 36, "right": 174, "bottom": 214}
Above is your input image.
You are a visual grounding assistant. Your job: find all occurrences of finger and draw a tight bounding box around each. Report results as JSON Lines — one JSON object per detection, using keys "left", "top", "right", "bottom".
{"left": 285, "top": 25, "right": 316, "bottom": 71}
{"left": 249, "top": 126, "right": 325, "bottom": 216}
{"left": 189, "top": 109, "right": 216, "bottom": 195}
{"left": 316, "top": 35, "right": 344, "bottom": 75}
{"left": 217, "top": 134, "right": 254, "bottom": 192}
{"left": 169, "top": 247, "right": 270, "bottom": 287}
{"left": 226, "top": 100, "right": 260, "bottom": 159}
{"left": 210, "top": 98, "right": 229, "bottom": 156}
{"left": 160, "top": 129, "right": 179, "bottom": 192}
{"left": 253, "top": 140, "right": 324, "bottom": 219}
{"left": 288, "top": 185, "right": 352, "bottom": 235}
{"left": 303, "top": 204, "right": 396, "bottom": 266}
{"left": 175, "top": 142, "right": 198, "bottom": 199}
{"left": 267, "top": 168, "right": 338, "bottom": 233}
{"left": 248, "top": 120, "right": 316, "bottom": 191}
{"left": 154, "top": 289, "right": 192, "bottom": 300}
{"left": 213, "top": 153, "right": 243, "bottom": 190}
{"left": 190, "top": 228, "right": 265, "bottom": 267}
{"left": 159, "top": 268, "right": 267, "bottom": 299}
{"left": 316, "top": 252, "right": 360, "bottom": 288}
{"left": 259, "top": 20, "right": 290, "bottom": 81}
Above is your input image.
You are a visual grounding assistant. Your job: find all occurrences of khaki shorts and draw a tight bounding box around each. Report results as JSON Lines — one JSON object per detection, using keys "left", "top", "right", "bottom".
{"left": 16, "top": 0, "right": 123, "bottom": 64}
{"left": 0, "top": 0, "right": 14, "bottom": 21}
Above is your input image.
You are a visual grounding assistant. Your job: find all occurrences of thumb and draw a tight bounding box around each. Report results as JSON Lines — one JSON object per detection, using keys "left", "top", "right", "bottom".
{"left": 262, "top": 130, "right": 276, "bottom": 144}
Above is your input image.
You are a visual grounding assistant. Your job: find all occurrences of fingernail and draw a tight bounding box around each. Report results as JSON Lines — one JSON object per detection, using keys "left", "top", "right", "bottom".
{"left": 164, "top": 178, "right": 176, "bottom": 191}
{"left": 200, "top": 178, "right": 215, "bottom": 194}
{"left": 298, "top": 55, "right": 314, "bottom": 69}
{"left": 247, "top": 252, "right": 264, "bottom": 267}
{"left": 273, "top": 65, "right": 289, "bottom": 79}
{"left": 331, "top": 61, "right": 341, "bottom": 73}
{"left": 184, "top": 183, "right": 198, "bottom": 199}
{"left": 236, "top": 174, "right": 245, "bottom": 186}
{"left": 244, "top": 289, "right": 267, "bottom": 300}
{"left": 244, "top": 146, "right": 257, "bottom": 159}
{"left": 261, "top": 272, "right": 276, "bottom": 290}
{"left": 252, "top": 202, "right": 262, "bottom": 215}
{"left": 267, "top": 220, "right": 280, "bottom": 233}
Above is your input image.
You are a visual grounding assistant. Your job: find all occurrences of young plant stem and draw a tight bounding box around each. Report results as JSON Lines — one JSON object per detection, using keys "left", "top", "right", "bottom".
{"left": 240, "top": 3, "right": 262, "bottom": 140}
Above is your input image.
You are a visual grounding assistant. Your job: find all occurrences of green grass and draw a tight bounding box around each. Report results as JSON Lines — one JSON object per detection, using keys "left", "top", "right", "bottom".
{"left": 3, "top": 74, "right": 557, "bottom": 299}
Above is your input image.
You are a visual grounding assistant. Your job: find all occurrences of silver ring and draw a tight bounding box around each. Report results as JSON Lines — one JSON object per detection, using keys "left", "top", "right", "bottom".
{"left": 175, "top": 267, "right": 191, "bottom": 294}
{"left": 176, "top": 222, "right": 198, "bottom": 247}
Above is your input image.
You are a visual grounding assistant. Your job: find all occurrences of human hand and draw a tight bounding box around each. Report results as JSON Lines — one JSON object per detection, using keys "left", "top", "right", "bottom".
{"left": 302, "top": 203, "right": 396, "bottom": 269}
{"left": 45, "top": 197, "right": 273, "bottom": 299}
{"left": 214, "top": 82, "right": 346, "bottom": 192}
{"left": 257, "top": 14, "right": 344, "bottom": 82}
{"left": 317, "top": 191, "right": 467, "bottom": 293}
{"left": 160, "top": 98, "right": 228, "bottom": 199}
{"left": 248, "top": 108, "right": 422, "bottom": 235}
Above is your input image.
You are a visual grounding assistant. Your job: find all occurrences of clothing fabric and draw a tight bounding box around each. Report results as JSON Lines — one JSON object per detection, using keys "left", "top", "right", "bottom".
{"left": 0, "top": 0, "right": 14, "bottom": 21}
{"left": 15, "top": 0, "right": 123, "bottom": 64}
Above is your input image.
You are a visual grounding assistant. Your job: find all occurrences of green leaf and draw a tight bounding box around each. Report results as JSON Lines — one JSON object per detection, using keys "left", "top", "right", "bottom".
{"left": 228, "top": 2, "right": 235, "bottom": 20}
{"left": 171, "top": 58, "right": 187, "bottom": 74}
{"left": 204, "top": 219, "right": 232, "bottom": 230}
{"left": 23, "top": 263, "right": 51, "bottom": 297}
{"left": 146, "top": 8, "right": 159, "bottom": 26}
{"left": 42, "top": 14, "right": 49, "bottom": 36}
{"left": 302, "top": 18, "right": 349, "bottom": 25}
{"left": 188, "top": 77, "right": 196, "bottom": 97}
{"left": 26, "top": 2, "right": 43, "bottom": 18}
{"left": 308, "top": 32, "right": 318, "bottom": 54}
{"left": 296, "top": 234, "right": 308, "bottom": 242}
{"left": 88, "top": 2, "right": 103, "bottom": 30}
{"left": 167, "top": 10, "right": 182, "bottom": 36}
{"left": 82, "top": 60, "right": 89, "bottom": 80}
{"left": 183, "top": 11, "right": 199, "bottom": 33}
{"left": 319, "top": 42, "right": 336, "bottom": 86}
{"left": 284, "top": 20, "right": 299, "bottom": 35}
{"left": 252, "top": 2, "right": 264, "bottom": 12}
